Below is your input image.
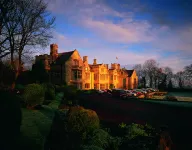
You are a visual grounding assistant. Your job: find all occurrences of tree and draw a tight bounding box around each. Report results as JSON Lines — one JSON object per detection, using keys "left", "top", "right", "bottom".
{"left": 31, "top": 60, "right": 49, "bottom": 83}
{"left": 1, "top": 0, "right": 55, "bottom": 88}
{"left": 132, "top": 64, "right": 143, "bottom": 87}
{"left": 143, "top": 59, "right": 159, "bottom": 88}
{"left": 168, "top": 79, "right": 173, "bottom": 90}
{"left": 184, "top": 64, "right": 192, "bottom": 78}
{"left": 163, "top": 67, "right": 173, "bottom": 85}
{"left": 14, "top": 0, "right": 55, "bottom": 73}
{"left": 0, "top": 0, "right": 17, "bottom": 61}
{"left": 175, "top": 71, "right": 184, "bottom": 89}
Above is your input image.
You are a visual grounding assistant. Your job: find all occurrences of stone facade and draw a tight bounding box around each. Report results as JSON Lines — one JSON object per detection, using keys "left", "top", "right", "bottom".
{"left": 34, "top": 44, "right": 138, "bottom": 90}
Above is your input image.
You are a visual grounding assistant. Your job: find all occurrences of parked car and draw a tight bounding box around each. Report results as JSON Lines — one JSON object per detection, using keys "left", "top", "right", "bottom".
{"left": 112, "top": 89, "right": 127, "bottom": 99}
{"left": 97, "top": 90, "right": 105, "bottom": 94}
{"left": 131, "top": 90, "right": 143, "bottom": 96}
{"left": 135, "top": 89, "right": 147, "bottom": 94}
{"left": 125, "top": 90, "right": 137, "bottom": 97}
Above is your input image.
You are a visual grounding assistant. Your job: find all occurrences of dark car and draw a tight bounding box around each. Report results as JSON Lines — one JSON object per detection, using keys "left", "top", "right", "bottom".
{"left": 112, "top": 89, "right": 127, "bottom": 99}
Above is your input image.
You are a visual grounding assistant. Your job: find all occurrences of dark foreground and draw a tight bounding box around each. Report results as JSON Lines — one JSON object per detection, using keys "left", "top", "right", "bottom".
{"left": 79, "top": 93, "right": 192, "bottom": 150}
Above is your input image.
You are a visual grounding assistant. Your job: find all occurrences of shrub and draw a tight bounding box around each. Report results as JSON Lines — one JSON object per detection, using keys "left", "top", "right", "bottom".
{"left": 0, "top": 91, "right": 22, "bottom": 150}
{"left": 87, "top": 129, "right": 122, "bottom": 150}
{"left": 58, "top": 85, "right": 77, "bottom": 101}
{"left": 23, "top": 84, "right": 45, "bottom": 107}
{"left": 87, "top": 129, "right": 110, "bottom": 148}
{"left": 126, "top": 123, "right": 148, "bottom": 140}
{"left": 67, "top": 106, "right": 100, "bottom": 140}
{"left": 122, "top": 123, "right": 156, "bottom": 150}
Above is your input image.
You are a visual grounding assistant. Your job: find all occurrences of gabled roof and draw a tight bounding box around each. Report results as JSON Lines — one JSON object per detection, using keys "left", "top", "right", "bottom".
{"left": 126, "top": 70, "right": 134, "bottom": 77}
{"left": 55, "top": 51, "right": 74, "bottom": 64}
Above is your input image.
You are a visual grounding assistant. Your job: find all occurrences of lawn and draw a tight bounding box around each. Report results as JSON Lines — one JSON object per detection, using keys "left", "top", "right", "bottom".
{"left": 168, "top": 92, "right": 192, "bottom": 102}
{"left": 79, "top": 93, "right": 192, "bottom": 150}
{"left": 18, "top": 92, "right": 63, "bottom": 150}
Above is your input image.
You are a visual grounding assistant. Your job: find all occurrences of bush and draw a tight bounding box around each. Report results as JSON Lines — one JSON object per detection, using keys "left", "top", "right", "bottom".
{"left": 67, "top": 106, "right": 100, "bottom": 140}
{"left": 87, "top": 129, "right": 122, "bottom": 150}
{"left": 0, "top": 91, "right": 22, "bottom": 150}
{"left": 23, "top": 84, "right": 45, "bottom": 107}
{"left": 87, "top": 129, "right": 110, "bottom": 148}
{"left": 121, "top": 123, "right": 156, "bottom": 150}
{"left": 57, "top": 85, "right": 77, "bottom": 101}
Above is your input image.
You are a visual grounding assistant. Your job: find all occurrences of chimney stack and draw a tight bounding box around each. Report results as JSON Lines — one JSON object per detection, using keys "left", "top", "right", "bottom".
{"left": 93, "top": 59, "right": 97, "bottom": 65}
{"left": 83, "top": 56, "right": 88, "bottom": 63}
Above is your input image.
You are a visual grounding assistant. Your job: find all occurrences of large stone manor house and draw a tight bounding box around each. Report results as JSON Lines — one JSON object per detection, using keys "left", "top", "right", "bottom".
{"left": 34, "top": 44, "right": 138, "bottom": 90}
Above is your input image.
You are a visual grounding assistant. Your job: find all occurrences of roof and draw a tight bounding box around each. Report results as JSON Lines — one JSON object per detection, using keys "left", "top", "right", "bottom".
{"left": 89, "top": 64, "right": 103, "bottom": 67}
{"left": 55, "top": 51, "right": 74, "bottom": 64}
{"left": 126, "top": 70, "right": 134, "bottom": 77}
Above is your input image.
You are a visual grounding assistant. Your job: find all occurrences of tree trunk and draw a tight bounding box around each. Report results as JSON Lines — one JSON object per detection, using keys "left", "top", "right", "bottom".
{"left": 11, "top": 52, "right": 22, "bottom": 90}
{"left": 155, "top": 78, "right": 157, "bottom": 89}
{"left": 150, "top": 76, "right": 153, "bottom": 88}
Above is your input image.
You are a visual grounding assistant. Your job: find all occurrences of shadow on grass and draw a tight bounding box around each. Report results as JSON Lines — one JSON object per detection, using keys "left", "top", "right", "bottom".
{"left": 79, "top": 94, "right": 192, "bottom": 150}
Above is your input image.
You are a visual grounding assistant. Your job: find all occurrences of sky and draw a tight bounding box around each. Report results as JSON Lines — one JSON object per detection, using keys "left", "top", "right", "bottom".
{"left": 43, "top": 0, "right": 192, "bottom": 73}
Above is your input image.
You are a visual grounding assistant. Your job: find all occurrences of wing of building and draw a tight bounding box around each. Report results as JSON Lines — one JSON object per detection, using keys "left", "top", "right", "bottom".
{"left": 34, "top": 44, "right": 138, "bottom": 90}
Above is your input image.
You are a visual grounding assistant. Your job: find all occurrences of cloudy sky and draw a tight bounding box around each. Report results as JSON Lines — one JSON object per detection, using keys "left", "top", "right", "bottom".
{"left": 44, "top": 0, "right": 192, "bottom": 73}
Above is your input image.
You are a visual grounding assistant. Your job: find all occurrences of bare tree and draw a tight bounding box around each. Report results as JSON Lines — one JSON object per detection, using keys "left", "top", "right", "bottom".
{"left": 163, "top": 67, "right": 173, "bottom": 86}
{"left": 132, "top": 64, "right": 143, "bottom": 86}
{"left": 143, "top": 59, "right": 159, "bottom": 88}
{"left": 175, "top": 71, "right": 184, "bottom": 89}
{"left": 15, "top": 0, "right": 55, "bottom": 73}
{"left": 2, "top": 0, "right": 55, "bottom": 88}
{"left": 0, "top": 0, "right": 17, "bottom": 60}
{"left": 184, "top": 64, "right": 192, "bottom": 78}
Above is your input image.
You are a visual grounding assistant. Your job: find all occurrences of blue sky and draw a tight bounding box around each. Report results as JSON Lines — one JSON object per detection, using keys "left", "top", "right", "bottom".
{"left": 43, "top": 0, "right": 192, "bottom": 73}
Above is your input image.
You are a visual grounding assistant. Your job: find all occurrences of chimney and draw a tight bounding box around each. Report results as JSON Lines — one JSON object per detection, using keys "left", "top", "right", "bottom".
{"left": 83, "top": 56, "right": 88, "bottom": 63}
{"left": 93, "top": 59, "right": 97, "bottom": 65}
{"left": 118, "top": 64, "right": 120, "bottom": 69}
{"left": 105, "top": 64, "right": 108, "bottom": 69}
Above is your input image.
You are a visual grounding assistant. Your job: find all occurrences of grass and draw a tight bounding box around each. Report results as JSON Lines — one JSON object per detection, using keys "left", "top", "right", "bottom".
{"left": 141, "top": 99, "right": 192, "bottom": 108}
{"left": 18, "top": 92, "right": 63, "bottom": 150}
{"left": 168, "top": 92, "right": 192, "bottom": 102}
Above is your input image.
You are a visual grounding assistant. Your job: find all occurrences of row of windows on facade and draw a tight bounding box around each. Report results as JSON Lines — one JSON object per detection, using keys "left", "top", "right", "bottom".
{"left": 94, "top": 74, "right": 118, "bottom": 81}
{"left": 52, "top": 71, "right": 119, "bottom": 81}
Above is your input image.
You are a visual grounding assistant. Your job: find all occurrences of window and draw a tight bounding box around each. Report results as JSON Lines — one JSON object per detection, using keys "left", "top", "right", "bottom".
{"left": 100, "top": 84, "right": 105, "bottom": 90}
{"left": 114, "top": 75, "right": 117, "bottom": 80}
{"left": 86, "top": 73, "right": 90, "bottom": 79}
{"left": 110, "top": 75, "right": 113, "bottom": 81}
{"left": 73, "top": 59, "right": 79, "bottom": 66}
{"left": 123, "top": 78, "right": 126, "bottom": 88}
{"left": 94, "top": 84, "right": 97, "bottom": 89}
{"left": 72, "top": 70, "right": 82, "bottom": 80}
{"left": 105, "top": 74, "right": 108, "bottom": 80}
{"left": 94, "top": 74, "right": 98, "bottom": 80}
{"left": 85, "top": 83, "right": 90, "bottom": 88}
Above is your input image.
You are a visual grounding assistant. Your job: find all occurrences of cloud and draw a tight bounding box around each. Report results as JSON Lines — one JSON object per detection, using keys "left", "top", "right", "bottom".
{"left": 45, "top": 0, "right": 192, "bottom": 73}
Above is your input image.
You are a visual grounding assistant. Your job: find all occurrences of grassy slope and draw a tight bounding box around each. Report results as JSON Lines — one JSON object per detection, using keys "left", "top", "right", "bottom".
{"left": 18, "top": 93, "right": 63, "bottom": 150}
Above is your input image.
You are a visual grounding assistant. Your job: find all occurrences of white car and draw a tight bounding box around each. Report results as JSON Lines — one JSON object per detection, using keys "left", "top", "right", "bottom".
{"left": 98, "top": 90, "right": 104, "bottom": 93}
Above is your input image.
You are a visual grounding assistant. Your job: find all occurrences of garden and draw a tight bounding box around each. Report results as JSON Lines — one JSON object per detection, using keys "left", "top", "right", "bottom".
{"left": 1, "top": 84, "right": 177, "bottom": 150}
